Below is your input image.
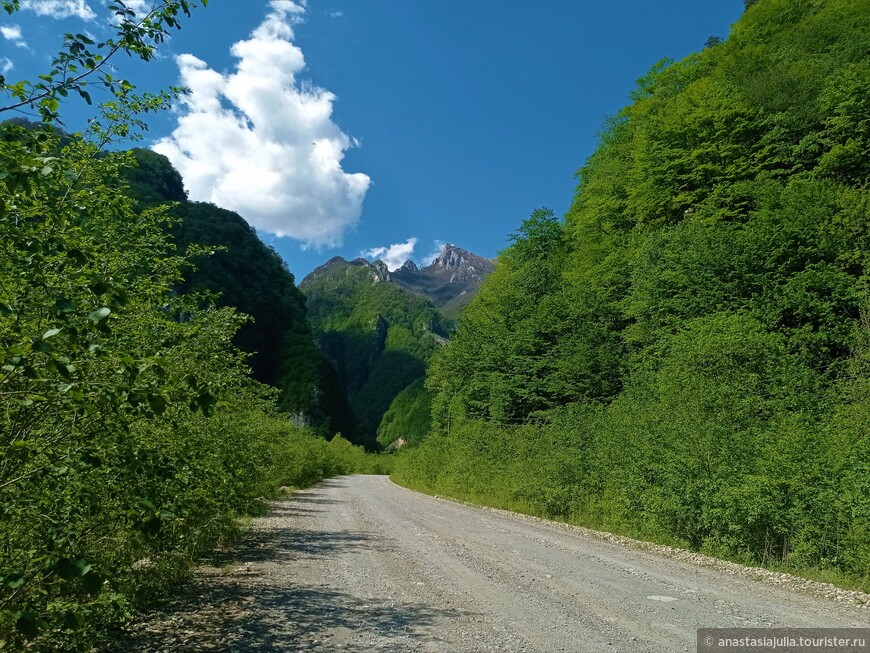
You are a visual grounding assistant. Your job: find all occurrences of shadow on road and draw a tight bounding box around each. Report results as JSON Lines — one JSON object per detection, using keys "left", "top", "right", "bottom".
{"left": 111, "top": 483, "right": 467, "bottom": 652}
{"left": 116, "top": 578, "right": 464, "bottom": 652}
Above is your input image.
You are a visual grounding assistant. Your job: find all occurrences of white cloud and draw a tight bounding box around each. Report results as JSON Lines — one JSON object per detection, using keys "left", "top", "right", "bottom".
{"left": 421, "top": 240, "right": 446, "bottom": 265}
{"left": 0, "top": 57, "right": 13, "bottom": 75}
{"left": 1, "top": 24, "right": 27, "bottom": 47}
{"left": 0, "top": 24, "right": 22, "bottom": 40}
{"left": 19, "top": 0, "right": 96, "bottom": 20}
{"left": 329, "top": 10, "right": 343, "bottom": 18}
{"left": 362, "top": 238, "right": 418, "bottom": 271}
{"left": 153, "top": 0, "right": 370, "bottom": 248}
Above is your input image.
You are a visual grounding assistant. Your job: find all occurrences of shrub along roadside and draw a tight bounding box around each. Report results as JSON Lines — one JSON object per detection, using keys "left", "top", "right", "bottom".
{"left": 399, "top": 0, "right": 869, "bottom": 598}
{"left": 391, "top": 385, "right": 869, "bottom": 594}
{"left": 394, "top": 313, "right": 868, "bottom": 593}
{"left": 0, "top": 126, "right": 390, "bottom": 652}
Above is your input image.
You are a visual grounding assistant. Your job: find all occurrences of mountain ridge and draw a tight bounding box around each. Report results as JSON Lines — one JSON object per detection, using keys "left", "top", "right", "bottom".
{"left": 303, "top": 243, "right": 494, "bottom": 318}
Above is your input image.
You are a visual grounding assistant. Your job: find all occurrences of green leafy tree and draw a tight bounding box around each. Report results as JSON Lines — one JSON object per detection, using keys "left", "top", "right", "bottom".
{"left": 124, "top": 149, "right": 355, "bottom": 437}
{"left": 0, "top": 3, "right": 387, "bottom": 649}
{"left": 1, "top": 0, "right": 207, "bottom": 125}
{"left": 404, "top": 0, "right": 870, "bottom": 589}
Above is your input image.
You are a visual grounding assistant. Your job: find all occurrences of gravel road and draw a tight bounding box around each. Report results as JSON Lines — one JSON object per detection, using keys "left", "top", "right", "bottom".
{"left": 121, "top": 475, "right": 869, "bottom": 652}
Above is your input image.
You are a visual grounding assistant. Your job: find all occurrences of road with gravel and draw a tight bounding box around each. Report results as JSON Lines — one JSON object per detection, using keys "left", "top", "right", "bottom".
{"left": 121, "top": 475, "right": 868, "bottom": 652}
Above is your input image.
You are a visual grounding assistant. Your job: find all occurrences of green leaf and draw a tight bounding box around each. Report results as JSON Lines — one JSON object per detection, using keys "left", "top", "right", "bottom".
{"left": 32, "top": 340, "right": 53, "bottom": 353}
{"left": 42, "top": 327, "right": 62, "bottom": 340}
{"left": 54, "top": 558, "right": 92, "bottom": 580}
{"left": 137, "top": 499, "right": 157, "bottom": 512}
{"left": 4, "top": 573, "right": 25, "bottom": 589}
{"left": 88, "top": 307, "right": 111, "bottom": 322}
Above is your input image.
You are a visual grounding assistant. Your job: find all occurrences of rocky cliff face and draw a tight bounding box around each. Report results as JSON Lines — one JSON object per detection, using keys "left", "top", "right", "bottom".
{"left": 389, "top": 244, "right": 494, "bottom": 316}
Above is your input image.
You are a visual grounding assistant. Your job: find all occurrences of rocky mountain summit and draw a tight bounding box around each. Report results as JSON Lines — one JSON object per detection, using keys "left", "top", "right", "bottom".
{"left": 303, "top": 244, "right": 494, "bottom": 317}
{"left": 390, "top": 244, "right": 495, "bottom": 315}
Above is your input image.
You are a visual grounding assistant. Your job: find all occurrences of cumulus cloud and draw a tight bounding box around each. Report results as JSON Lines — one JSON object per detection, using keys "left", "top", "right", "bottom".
{"left": 362, "top": 238, "right": 418, "bottom": 271}
{"left": 1, "top": 24, "right": 27, "bottom": 47}
{"left": 19, "top": 0, "right": 96, "bottom": 20}
{"left": 153, "top": 0, "right": 370, "bottom": 248}
{"left": 0, "top": 57, "right": 13, "bottom": 75}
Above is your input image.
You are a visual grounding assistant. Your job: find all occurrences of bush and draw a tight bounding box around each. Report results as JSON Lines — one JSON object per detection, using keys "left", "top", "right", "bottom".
{"left": 0, "top": 129, "right": 389, "bottom": 651}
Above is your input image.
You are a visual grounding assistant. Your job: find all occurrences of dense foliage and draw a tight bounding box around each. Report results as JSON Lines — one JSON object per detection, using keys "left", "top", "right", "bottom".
{"left": 302, "top": 260, "right": 449, "bottom": 445}
{"left": 376, "top": 378, "right": 433, "bottom": 448}
{"left": 0, "top": 125, "right": 387, "bottom": 651}
{"left": 0, "top": 3, "right": 389, "bottom": 647}
{"left": 125, "top": 149, "right": 355, "bottom": 438}
{"left": 398, "top": 0, "right": 870, "bottom": 589}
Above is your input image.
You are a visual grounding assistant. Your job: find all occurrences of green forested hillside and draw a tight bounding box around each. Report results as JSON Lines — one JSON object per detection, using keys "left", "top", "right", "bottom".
{"left": 125, "top": 150, "right": 355, "bottom": 438}
{"left": 396, "top": 0, "right": 870, "bottom": 589}
{"left": 377, "top": 378, "right": 433, "bottom": 448}
{"left": 302, "top": 258, "right": 449, "bottom": 445}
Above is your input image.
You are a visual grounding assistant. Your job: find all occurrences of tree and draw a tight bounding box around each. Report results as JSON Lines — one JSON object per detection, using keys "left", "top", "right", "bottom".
{"left": 1, "top": 1, "right": 207, "bottom": 128}
{"left": 411, "top": 0, "right": 870, "bottom": 588}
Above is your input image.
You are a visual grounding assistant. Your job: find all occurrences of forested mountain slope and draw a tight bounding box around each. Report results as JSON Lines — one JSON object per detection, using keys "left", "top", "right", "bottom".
{"left": 301, "top": 257, "right": 451, "bottom": 445}
{"left": 126, "top": 150, "right": 355, "bottom": 439}
{"left": 396, "top": 0, "right": 870, "bottom": 589}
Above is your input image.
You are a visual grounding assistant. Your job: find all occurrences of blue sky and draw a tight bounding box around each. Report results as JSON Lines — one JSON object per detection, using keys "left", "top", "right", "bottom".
{"left": 1, "top": 1, "right": 744, "bottom": 278}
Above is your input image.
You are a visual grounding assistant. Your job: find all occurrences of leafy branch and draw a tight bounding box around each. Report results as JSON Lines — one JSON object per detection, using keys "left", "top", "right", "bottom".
{"left": 0, "top": 0, "right": 207, "bottom": 123}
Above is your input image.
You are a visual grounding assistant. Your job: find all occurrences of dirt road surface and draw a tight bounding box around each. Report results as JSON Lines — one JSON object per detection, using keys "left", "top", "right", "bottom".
{"left": 121, "top": 475, "right": 868, "bottom": 652}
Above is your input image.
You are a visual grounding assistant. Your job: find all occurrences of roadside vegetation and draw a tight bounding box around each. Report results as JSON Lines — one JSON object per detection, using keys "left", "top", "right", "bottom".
{"left": 394, "top": 0, "right": 870, "bottom": 593}
{"left": 0, "top": 2, "right": 388, "bottom": 650}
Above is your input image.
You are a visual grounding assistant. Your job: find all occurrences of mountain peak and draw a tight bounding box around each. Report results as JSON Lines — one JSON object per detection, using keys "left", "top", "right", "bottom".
{"left": 431, "top": 243, "right": 472, "bottom": 270}
{"left": 371, "top": 260, "right": 390, "bottom": 282}
{"left": 385, "top": 243, "right": 495, "bottom": 317}
{"left": 304, "top": 243, "right": 494, "bottom": 318}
